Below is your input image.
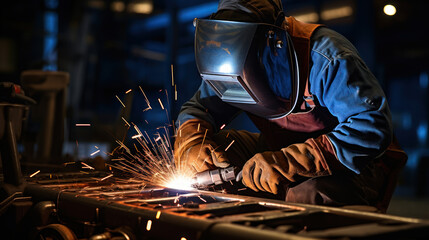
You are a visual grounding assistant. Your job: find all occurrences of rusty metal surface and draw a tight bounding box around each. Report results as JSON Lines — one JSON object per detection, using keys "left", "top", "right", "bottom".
{"left": 25, "top": 172, "right": 429, "bottom": 240}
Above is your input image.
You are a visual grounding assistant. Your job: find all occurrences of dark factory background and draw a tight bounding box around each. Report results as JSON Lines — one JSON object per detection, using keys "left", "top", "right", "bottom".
{"left": 1, "top": 0, "right": 429, "bottom": 218}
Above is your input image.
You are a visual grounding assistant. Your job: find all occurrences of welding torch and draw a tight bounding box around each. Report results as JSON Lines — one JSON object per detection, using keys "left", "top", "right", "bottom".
{"left": 191, "top": 166, "right": 243, "bottom": 188}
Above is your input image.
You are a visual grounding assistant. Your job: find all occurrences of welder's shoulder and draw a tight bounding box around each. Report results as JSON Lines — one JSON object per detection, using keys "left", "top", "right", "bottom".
{"left": 310, "top": 27, "right": 359, "bottom": 61}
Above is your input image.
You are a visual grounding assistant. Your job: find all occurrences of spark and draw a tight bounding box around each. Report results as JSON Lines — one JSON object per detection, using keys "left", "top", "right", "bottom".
{"left": 181, "top": 238, "right": 187, "bottom": 240}
{"left": 174, "top": 84, "right": 177, "bottom": 101}
{"left": 134, "top": 124, "right": 143, "bottom": 136}
{"left": 158, "top": 98, "right": 164, "bottom": 110}
{"left": 106, "top": 89, "right": 200, "bottom": 193}
{"left": 163, "top": 133, "right": 170, "bottom": 148}
{"left": 162, "top": 90, "right": 171, "bottom": 122}
{"left": 108, "top": 123, "right": 196, "bottom": 190}
{"left": 116, "top": 95, "right": 126, "bottom": 108}
{"left": 122, "top": 117, "right": 130, "bottom": 127}
{"left": 198, "top": 195, "right": 207, "bottom": 203}
{"left": 99, "top": 174, "right": 113, "bottom": 181}
{"left": 225, "top": 140, "right": 235, "bottom": 151}
{"left": 90, "top": 150, "right": 100, "bottom": 156}
{"left": 81, "top": 162, "right": 94, "bottom": 170}
{"left": 171, "top": 64, "right": 175, "bottom": 86}
{"left": 125, "top": 89, "right": 132, "bottom": 94}
{"left": 75, "top": 123, "right": 91, "bottom": 127}
{"left": 139, "top": 86, "right": 152, "bottom": 110}
{"left": 146, "top": 220, "right": 152, "bottom": 231}
{"left": 156, "top": 211, "right": 161, "bottom": 219}
{"left": 29, "top": 170, "right": 41, "bottom": 178}
{"left": 220, "top": 124, "right": 226, "bottom": 130}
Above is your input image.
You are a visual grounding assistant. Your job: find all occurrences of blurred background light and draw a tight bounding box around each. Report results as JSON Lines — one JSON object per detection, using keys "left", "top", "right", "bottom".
{"left": 111, "top": 1, "right": 125, "bottom": 12}
{"left": 128, "top": 0, "right": 153, "bottom": 14}
{"left": 321, "top": 5, "right": 353, "bottom": 21}
{"left": 384, "top": 4, "right": 397, "bottom": 16}
{"left": 294, "top": 12, "right": 319, "bottom": 23}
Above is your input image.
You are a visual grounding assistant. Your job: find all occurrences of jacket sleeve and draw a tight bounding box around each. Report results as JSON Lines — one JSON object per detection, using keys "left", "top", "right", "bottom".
{"left": 177, "top": 80, "right": 240, "bottom": 129}
{"left": 310, "top": 51, "right": 392, "bottom": 174}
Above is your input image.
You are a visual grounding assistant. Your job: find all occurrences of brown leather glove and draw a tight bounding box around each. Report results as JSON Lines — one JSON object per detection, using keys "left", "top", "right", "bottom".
{"left": 174, "top": 119, "right": 230, "bottom": 173}
{"left": 242, "top": 135, "right": 344, "bottom": 194}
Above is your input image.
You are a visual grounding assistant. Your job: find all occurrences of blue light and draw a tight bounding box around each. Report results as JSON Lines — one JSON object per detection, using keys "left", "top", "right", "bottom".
{"left": 178, "top": 2, "right": 218, "bottom": 22}
{"left": 136, "top": 13, "right": 170, "bottom": 32}
{"left": 43, "top": 4, "right": 58, "bottom": 71}
{"left": 402, "top": 113, "right": 412, "bottom": 130}
{"left": 44, "top": 12, "right": 58, "bottom": 32}
{"left": 417, "top": 122, "right": 428, "bottom": 146}
{"left": 419, "top": 71, "right": 428, "bottom": 89}
{"left": 45, "top": 0, "right": 58, "bottom": 9}
{"left": 130, "top": 2, "right": 218, "bottom": 34}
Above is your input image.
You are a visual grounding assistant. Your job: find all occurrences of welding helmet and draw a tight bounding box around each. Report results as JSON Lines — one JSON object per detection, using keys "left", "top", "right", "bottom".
{"left": 194, "top": 18, "right": 300, "bottom": 119}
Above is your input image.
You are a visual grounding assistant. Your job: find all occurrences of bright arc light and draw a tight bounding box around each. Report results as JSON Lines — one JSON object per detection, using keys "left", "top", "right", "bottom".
{"left": 165, "top": 174, "right": 196, "bottom": 190}
{"left": 383, "top": 4, "right": 396, "bottom": 16}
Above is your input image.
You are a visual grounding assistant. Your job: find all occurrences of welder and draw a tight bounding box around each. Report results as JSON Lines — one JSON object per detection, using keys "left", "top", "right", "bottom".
{"left": 174, "top": 0, "right": 407, "bottom": 211}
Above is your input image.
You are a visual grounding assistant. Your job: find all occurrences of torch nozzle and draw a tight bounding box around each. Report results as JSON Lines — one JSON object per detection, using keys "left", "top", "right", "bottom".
{"left": 192, "top": 166, "right": 239, "bottom": 188}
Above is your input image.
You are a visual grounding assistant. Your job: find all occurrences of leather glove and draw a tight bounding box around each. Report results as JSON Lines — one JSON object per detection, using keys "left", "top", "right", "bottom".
{"left": 242, "top": 135, "right": 343, "bottom": 194}
{"left": 174, "top": 119, "right": 230, "bottom": 173}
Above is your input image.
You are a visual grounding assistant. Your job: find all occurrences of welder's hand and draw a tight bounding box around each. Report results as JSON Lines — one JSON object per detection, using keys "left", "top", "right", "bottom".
{"left": 242, "top": 137, "right": 336, "bottom": 194}
{"left": 181, "top": 142, "right": 230, "bottom": 172}
{"left": 174, "top": 119, "right": 230, "bottom": 173}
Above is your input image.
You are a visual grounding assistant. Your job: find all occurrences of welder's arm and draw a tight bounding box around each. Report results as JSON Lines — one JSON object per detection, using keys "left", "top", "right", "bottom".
{"left": 312, "top": 53, "right": 393, "bottom": 174}
{"left": 175, "top": 81, "right": 240, "bottom": 173}
{"left": 241, "top": 135, "right": 343, "bottom": 194}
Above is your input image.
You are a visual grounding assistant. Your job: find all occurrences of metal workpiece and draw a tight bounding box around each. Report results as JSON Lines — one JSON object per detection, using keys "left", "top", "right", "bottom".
{"left": 21, "top": 172, "right": 429, "bottom": 240}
